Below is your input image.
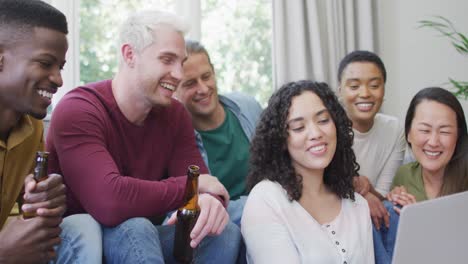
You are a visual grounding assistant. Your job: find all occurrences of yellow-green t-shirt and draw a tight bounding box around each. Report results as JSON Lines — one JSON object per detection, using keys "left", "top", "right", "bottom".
{"left": 0, "top": 116, "right": 44, "bottom": 229}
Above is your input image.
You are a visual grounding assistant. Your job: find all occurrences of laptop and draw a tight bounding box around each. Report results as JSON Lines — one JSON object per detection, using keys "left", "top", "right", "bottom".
{"left": 392, "top": 190, "right": 468, "bottom": 264}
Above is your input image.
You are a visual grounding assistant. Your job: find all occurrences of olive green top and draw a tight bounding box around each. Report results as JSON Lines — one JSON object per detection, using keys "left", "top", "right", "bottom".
{"left": 391, "top": 162, "right": 428, "bottom": 202}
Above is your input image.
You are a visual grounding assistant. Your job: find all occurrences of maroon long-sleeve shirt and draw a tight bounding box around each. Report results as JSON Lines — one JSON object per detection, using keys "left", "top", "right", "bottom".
{"left": 46, "top": 80, "right": 208, "bottom": 226}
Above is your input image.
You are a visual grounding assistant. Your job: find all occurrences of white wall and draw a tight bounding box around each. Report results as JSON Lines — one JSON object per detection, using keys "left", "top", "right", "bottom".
{"left": 377, "top": 0, "right": 468, "bottom": 122}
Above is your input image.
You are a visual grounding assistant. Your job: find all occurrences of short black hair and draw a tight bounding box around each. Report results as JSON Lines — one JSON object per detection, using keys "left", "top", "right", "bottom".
{"left": 0, "top": 0, "right": 68, "bottom": 35}
{"left": 337, "top": 50, "right": 386, "bottom": 83}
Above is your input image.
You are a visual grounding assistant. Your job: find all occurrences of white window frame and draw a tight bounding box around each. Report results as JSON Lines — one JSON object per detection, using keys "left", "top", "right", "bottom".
{"left": 47, "top": 0, "right": 81, "bottom": 109}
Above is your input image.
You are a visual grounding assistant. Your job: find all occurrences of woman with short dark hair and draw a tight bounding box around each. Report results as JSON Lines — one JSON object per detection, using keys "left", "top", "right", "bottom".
{"left": 338, "top": 50, "right": 406, "bottom": 231}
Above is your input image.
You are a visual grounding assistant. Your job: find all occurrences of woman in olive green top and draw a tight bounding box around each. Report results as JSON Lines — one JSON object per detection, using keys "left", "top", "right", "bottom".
{"left": 387, "top": 87, "right": 467, "bottom": 208}
{"left": 373, "top": 87, "right": 467, "bottom": 264}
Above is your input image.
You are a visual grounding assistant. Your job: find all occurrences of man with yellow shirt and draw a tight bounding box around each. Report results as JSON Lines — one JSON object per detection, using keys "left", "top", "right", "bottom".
{"left": 0, "top": 1, "right": 99, "bottom": 263}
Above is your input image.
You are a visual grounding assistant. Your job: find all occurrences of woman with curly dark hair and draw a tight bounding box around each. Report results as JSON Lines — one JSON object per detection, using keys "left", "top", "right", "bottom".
{"left": 241, "top": 80, "right": 374, "bottom": 263}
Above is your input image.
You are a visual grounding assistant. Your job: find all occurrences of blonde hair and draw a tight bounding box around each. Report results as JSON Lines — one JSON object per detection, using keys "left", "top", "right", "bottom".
{"left": 117, "top": 10, "right": 189, "bottom": 65}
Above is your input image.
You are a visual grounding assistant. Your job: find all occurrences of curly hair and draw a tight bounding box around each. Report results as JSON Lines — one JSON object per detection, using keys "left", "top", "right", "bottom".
{"left": 247, "top": 80, "right": 358, "bottom": 201}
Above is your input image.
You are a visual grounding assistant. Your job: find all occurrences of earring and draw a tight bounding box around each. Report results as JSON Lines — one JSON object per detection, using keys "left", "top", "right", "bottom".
{"left": 337, "top": 95, "right": 343, "bottom": 104}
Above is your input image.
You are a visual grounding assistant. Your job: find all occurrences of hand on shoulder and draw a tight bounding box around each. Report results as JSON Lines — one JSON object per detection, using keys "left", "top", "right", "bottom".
{"left": 353, "top": 175, "right": 371, "bottom": 196}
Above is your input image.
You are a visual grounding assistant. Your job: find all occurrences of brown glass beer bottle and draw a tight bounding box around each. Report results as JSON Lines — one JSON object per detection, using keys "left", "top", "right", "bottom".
{"left": 23, "top": 151, "right": 49, "bottom": 219}
{"left": 173, "top": 165, "right": 201, "bottom": 263}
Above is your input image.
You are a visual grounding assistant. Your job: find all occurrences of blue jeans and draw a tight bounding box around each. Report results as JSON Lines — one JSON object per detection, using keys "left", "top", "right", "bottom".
{"left": 373, "top": 200, "right": 400, "bottom": 264}
{"left": 227, "top": 196, "right": 247, "bottom": 227}
{"left": 103, "top": 217, "right": 241, "bottom": 264}
{"left": 53, "top": 214, "right": 103, "bottom": 264}
{"left": 227, "top": 196, "right": 248, "bottom": 264}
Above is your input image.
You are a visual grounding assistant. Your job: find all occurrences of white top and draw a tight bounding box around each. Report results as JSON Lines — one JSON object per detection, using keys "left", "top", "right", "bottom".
{"left": 353, "top": 113, "right": 406, "bottom": 195}
{"left": 241, "top": 180, "right": 374, "bottom": 264}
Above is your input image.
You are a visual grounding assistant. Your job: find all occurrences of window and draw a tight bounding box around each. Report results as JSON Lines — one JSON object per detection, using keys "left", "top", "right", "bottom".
{"left": 79, "top": 0, "right": 272, "bottom": 105}
{"left": 200, "top": 0, "right": 272, "bottom": 105}
{"left": 80, "top": 0, "right": 176, "bottom": 85}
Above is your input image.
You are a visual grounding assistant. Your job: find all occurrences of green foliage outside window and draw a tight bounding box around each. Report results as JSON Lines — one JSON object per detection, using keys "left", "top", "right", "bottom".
{"left": 80, "top": 0, "right": 175, "bottom": 85}
{"left": 201, "top": 1, "right": 272, "bottom": 105}
{"left": 80, "top": 0, "right": 273, "bottom": 105}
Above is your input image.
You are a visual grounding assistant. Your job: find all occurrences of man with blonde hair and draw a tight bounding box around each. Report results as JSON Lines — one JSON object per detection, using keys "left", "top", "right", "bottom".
{"left": 47, "top": 10, "right": 240, "bottom": 263}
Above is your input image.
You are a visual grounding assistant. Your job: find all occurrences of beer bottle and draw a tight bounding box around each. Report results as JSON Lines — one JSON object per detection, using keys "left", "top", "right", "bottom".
{"left": 23, "top": 151, "right": 49, "bottom": 219}
{"left": 173, "top": 165, "right": 201, "bottom": 263}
